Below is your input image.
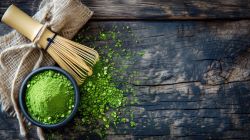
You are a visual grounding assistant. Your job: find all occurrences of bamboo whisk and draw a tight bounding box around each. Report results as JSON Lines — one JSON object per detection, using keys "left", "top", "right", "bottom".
{"left": 1, "top": 5, "right": 99, "bottom": 85}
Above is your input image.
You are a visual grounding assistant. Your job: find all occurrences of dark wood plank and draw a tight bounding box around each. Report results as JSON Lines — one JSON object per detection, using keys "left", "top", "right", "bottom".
{"left": 1, "top": 0, "right": 250, "bottom": 139}
{"left": 1, "top": 19, "right": 250, "bottom": 139}
{"left": 83, "top": 0, "right": 250, "bottom": 20}
{"left": 0, "top": 110, "right": 39, "bottom": 139}
{"left": 1, "top": 0, "right": 250, "bottom": 20}
{"left": 43, "top": 20, "right": 250, "bottom": 139}
{"left": 2, "top": 20, "right": 250, "bottom": 139}
{"left": 1, "top": 20, "right": 250, "bottom": 139}
{"left": 0, "top": 0, "right": 41, "bottom": 18}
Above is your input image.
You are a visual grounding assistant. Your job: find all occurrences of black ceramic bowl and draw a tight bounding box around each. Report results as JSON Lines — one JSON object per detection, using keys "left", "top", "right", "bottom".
{"left": 19, "top": 66, "right": 80, "bottom": 128}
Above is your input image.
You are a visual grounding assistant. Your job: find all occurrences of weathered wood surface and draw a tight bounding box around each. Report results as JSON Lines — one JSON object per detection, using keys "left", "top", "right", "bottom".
{"left": 0, "top": 112, "right": 39, "bottom": 140}
{"left": 79, "top": 21, "right": 250, "bottom": 139}
{"left": 1, "top": 0, "right": 250, "bottom": 140}
{"left": 1, "top": 0, "right": 250, "bottom": 20}
{"left": 1, "top": 20, "right": 250, "bottom": 139}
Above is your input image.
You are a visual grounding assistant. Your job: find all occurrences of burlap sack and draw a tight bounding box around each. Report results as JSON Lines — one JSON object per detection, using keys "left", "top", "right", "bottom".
{"left": 0, "top": 0, "right": 93, "bottom": 139}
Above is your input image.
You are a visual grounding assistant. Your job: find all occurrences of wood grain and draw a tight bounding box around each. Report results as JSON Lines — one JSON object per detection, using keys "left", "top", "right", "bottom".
{"left": 83, "top": 0, "right": 250, "bottom": 20}
{"left": 2, "top": 20, "right": 250, "bottom": 139}
{"left": 1, "top": 0, "right": 250, "bottom": 20}
{"left": 1, "top": 0, "right": 250, "bottom": 139}
{"left": 43, "top": 21, "right": 250, "bottom": 139}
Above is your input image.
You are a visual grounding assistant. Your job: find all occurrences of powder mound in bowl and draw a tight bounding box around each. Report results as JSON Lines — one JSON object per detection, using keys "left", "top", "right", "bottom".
{"left": 25, "top": 70, "right": 74, "bottom": 124}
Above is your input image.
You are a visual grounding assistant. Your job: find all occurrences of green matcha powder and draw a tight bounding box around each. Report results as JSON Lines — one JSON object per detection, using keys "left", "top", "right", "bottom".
{"left": 46, "top": 26, "right": 141, "bottom": 139}
{"left": 25, "top": 70, "right": 74, "bottom": 124}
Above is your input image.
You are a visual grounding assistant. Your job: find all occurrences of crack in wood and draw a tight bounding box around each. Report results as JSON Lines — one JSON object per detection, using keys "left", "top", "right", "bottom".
{"left": 132, "top": 79, "right": 250, "bottom": 87}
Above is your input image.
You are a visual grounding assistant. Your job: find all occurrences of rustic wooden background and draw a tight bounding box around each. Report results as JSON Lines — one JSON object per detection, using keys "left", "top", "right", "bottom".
{"left": 1, "top": 0, "right": 250, "bottom": 140}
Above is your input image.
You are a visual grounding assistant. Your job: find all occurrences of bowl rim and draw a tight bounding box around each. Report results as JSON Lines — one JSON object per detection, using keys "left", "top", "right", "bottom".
{"left": 19, "top": 66, "right": 80, "bottom": 128}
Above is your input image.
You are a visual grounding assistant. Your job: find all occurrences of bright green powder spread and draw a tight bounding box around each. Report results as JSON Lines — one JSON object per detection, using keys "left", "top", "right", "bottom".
{"left": 25, "top": 70, "right": 74, "bottom": 124}
{"left": 47, "top": 26, "right": 141, "bottom": 139}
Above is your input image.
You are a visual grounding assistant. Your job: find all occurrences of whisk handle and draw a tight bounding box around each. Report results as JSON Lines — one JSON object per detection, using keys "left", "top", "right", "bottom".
{"left": 1, "top": 4, "right": 43, "bottom": 42}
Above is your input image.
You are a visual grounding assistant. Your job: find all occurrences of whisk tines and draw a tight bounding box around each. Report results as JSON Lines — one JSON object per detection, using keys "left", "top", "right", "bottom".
{"left": 47, "top": 35, "right": 99, "bottom": 85}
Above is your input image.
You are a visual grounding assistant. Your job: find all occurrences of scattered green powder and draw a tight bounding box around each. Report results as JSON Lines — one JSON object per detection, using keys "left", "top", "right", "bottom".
{"left": 79, "top": 61, "right": 126, "bottom": 128}
{"left": 25, "top": 70, "right": 74, "bottom": 124}
{"left": 76, "top": 26, "right": 140, "bottom": 137}
{"left": 47, "top": 25, "right": 141, "bottom": 139}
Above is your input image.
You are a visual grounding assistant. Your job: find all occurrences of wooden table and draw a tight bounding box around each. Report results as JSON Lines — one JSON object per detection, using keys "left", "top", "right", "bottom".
{"left": 1, "top": 0, "right": 250, "bottom": 139}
